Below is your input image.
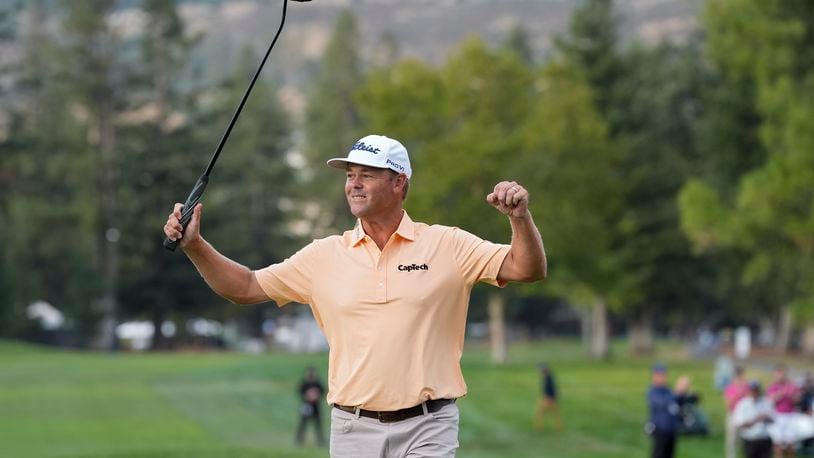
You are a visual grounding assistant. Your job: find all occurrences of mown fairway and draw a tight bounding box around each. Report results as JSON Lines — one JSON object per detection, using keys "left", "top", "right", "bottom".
{"left": 0, "top": 340, "right": 725, "bottom": 457}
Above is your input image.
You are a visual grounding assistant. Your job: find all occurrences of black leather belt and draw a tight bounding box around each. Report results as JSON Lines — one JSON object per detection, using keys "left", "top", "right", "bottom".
{"left": 333, "top": 398, "right": 455, "bottom": 423}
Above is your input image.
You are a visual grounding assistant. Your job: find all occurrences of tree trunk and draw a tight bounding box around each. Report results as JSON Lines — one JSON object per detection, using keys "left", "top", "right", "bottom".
{"left": 488, "top": 291, "right": 507, "bottom": 364}
{"left": 775, "top": 304, "right": 792, "bottom": 354}
{"left": 580, "top": 308, "right": 592, "bottom": 355}
{"left": 590, "top": 300, "right": 610, "bottom": 359}
{"left": 802, "top": 325, "right": 814, "bottom": 358}
{"left": 629, "top": 312, "right": 654, "bottom": 356}
{"left": 95, "top": 93, "right": 119, "bottom": 351}
{"left": 150, "top": 307, "right": 168, "bottom": 351}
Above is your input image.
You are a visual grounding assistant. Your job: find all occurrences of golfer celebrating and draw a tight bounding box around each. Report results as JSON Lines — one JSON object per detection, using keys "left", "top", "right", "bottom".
{"left": 163, "top": 134, "right": 546, "bottom": 457}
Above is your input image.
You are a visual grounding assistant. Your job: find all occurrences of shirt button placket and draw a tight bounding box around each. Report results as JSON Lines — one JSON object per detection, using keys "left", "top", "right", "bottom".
{"left": 375, "top": 256, "right": 386, "bottom": 302}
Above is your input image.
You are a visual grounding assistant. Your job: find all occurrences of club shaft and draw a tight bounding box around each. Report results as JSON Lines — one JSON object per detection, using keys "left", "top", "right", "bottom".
{"left": 204, "top": 0, "right": 289, "bottom": 177}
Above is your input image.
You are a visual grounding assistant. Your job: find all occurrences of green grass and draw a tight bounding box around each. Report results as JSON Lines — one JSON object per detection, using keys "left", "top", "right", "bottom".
{"left": 0, "top": 339, "right": 727, "bottom": 457}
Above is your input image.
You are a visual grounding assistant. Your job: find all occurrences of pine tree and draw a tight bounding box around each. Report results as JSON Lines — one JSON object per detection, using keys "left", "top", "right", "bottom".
{"left": 302, "top": 10, "right": 364, "bottom": 234}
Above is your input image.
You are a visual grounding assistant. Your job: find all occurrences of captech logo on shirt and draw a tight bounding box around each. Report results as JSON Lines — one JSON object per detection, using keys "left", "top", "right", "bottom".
{"left": 352, "top": 141, "right": 380, "bottom": 154}
{"left": 398, "top": 263, "right": 429, "bottom": 272}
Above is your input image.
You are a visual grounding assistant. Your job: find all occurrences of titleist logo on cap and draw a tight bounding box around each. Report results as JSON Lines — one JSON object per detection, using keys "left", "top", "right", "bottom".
{"left": 352, "top": 142, "right": 381, "bottom": 154}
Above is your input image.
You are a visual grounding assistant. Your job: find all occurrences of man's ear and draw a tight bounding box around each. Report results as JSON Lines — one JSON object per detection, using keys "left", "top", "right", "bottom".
{"left": 394, "top": 174, "right": 406, "bottom": 189}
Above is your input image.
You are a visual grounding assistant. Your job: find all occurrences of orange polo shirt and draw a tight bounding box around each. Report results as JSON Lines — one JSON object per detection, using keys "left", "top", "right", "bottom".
{"left": 254, "top": 211, "right": 510, "bottom": 410}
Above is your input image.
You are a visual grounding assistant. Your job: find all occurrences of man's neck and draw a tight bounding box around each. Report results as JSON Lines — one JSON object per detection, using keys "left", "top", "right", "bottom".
{"left": 360, "top": 209, "right": 404, "bottom": 250}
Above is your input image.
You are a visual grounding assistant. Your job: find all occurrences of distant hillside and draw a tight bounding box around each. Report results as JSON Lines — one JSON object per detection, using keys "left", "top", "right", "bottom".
{"left": 173, "top": 0, "right": 702, "bottom": 114}
{"left": 1, "top": 0, "right": 703, "bottom": 118}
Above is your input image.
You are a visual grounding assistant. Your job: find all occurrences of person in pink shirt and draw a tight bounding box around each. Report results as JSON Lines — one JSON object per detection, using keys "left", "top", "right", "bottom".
{"left": 724, "top": 366, "right": 750, "bottom": 458}
{"left": 767, "top": 364, "right": 801, "bottom": 457}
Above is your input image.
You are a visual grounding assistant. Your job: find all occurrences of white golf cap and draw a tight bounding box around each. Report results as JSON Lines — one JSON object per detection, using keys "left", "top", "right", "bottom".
{"left": 326, "top": 134, "right": 412, "bottom": 179}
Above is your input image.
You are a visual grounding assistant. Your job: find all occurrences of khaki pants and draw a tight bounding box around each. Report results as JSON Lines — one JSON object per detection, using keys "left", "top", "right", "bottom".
{"left": 329, "top": 402, "right": 460, "bottom": 458}
{"left": 725, "top": 413, "right": 736, "bottom": 458}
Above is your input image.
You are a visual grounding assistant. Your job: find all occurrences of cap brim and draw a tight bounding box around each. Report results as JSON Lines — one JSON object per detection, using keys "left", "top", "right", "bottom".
{"left": 326, "top": 157, "right": 394, "bottom": 172}
{"left": 326, "top": 158, "right": 351, "bottom": 169}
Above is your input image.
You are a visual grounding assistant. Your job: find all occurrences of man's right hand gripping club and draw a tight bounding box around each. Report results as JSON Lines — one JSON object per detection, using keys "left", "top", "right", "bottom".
{"left": 162, "top": 203, "right": 269, "bottom": 305}
{"left": 164, "top": 202, "right": 203, "bottom": 250}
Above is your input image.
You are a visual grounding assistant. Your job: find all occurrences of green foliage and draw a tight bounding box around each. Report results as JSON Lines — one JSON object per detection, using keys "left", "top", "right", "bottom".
{"left": 357, "top": 38, "right": 536, "bottom": 244}
{"left": 302, "top": 10, "right": 364, "bottom": 233}
{"left": 204, "top": 47, "right": 297, "bottom": 268}
{"left": 0, "top": 1, "right": 299, "bottom": 342}
{"left": 356, "top": 35, "right": 632, "bottom": 312}
{"left": 516, "top": 60, "right": 629, "bottom": 309}
{"left": 555, "top": 0, "right": 621, "bottom": 116}
{"left": 680, "top": 0, "right": 814, "bottom": 322}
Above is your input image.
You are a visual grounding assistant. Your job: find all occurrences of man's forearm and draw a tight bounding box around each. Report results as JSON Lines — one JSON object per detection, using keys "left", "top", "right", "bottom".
{"left": 182, "top": 237, "right": 257, "bottom": 303}
{"left": 508, "top": 211, "right": 547, "bottom": 281}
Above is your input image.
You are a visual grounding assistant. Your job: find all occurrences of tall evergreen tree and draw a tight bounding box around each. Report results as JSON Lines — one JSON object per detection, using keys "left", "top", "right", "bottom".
{"left": 115, "top": 0, "right": 208, "bottom": 350}
{"left": 0, "top": 0, "right": 100, "bottom": 342}
{"left": 60, "top": 0, "right": 124, "bottom": 348}
{"left": 555, "top": 0, "right": 621, "bottom": 118}
{"left": 553, "top": 0, "right": 628, "bottom": 357}
{"left": 302, "top": 10, "right": 364, "bottom": 234}
{"left": 201, "top": 46, "right": 297, "bottom": 340}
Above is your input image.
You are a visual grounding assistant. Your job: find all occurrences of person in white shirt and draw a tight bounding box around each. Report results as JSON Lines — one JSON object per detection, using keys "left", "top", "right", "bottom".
{"left": 733, "top": 380, "right": 775, "bottom": 458}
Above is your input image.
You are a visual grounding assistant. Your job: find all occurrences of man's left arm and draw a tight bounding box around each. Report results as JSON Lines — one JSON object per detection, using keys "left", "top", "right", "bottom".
{"left": 487, "top": 181, "right": 547, "bottom": 283}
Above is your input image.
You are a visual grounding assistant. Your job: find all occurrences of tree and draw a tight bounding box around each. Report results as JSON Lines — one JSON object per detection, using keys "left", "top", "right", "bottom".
{"left": 515, "top": 60, "right": 627, "bottom": 360}
{"left": 59, "top": 0, "right": 125, "bottom": 349}
{"left": 555, "top": 0, "right": 621, "bottom": 118}
{"left": 356, "top": 39, "right": 537, "bottom": 362}
{"left": 0, "top": 0, "right": 102, "bottom": 343}
{"left": 608, "top": 40, "right": 723, "bottom": 354}
{"left": 114, "top": 0, "right": 210, "bottom": 350}
{"left": 503, "top": 24, "right": 535, "bottom": 67}
{"left": 201, "top": 46, "right": 298, "bottom": 340}
{"left": 553, "top": 0, "right": 631, "bottom": 358}
{"left": 302, "top": 10, "right": 364, "bottom": 235}
{"left": 681, "top": 0, "right": 814, "bottom": 354}
{"left": 355, "top": 38, "right": 624, "bottom": 362}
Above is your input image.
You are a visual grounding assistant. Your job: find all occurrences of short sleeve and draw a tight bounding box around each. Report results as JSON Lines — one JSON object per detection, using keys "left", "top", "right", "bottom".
{"left": 253, "top": 241, "right": 319, "bottom": 307}
{"left": 732, "top": 401, "right": 748, "bottom": 428}
{"left": 449, "top": 227, "right": 510, "bottom": 287}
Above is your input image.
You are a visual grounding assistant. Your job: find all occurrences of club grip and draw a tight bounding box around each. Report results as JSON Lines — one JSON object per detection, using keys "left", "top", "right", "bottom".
{"left": 163, "top": 175, "right": 209, "bottom": 252}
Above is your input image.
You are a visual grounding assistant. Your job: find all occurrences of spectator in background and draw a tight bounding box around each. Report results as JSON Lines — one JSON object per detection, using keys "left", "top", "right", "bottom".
{"left": 533, "top": 362, "right": 563, "bottom": 432}
{"left": 716, "top": 355, "right": 736, "bottom": 391}
{"left": 647, "top": 363, "right": 680, "bottom": 458}
{"left": 295, "top": 366, "right": 326, "bottom": 447}
{"left": 733, "top": 380, "right": 774, "bottom": 458}
{"left": 799, "top": 372, "right": 814, "bottom": 415}
{"left": 726, "top": 366, "right": 751, "bottom": 458}
{"left": 767, "top": 364, "right": 800, "bottom": 458}
{"left": 799, "top": 372, "right": 814, "bottom": 453}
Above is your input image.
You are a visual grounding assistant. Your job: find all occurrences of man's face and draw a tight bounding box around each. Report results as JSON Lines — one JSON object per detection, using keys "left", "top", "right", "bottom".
{"left": 652, "top": 372, "right": 667, "bottom": 386}
{"left": 345, "top": 165, "right": 403, "bottom": 218}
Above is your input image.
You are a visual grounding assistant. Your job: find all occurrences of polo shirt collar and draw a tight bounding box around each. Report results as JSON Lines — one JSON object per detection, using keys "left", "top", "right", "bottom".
{"left": 350, "top": 211, "right": 417, "bottom": 247}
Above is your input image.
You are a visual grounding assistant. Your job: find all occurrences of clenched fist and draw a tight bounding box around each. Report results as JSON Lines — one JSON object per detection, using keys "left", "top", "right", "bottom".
{"left": 486, "top": 181, "right": 529, "bottom": 218}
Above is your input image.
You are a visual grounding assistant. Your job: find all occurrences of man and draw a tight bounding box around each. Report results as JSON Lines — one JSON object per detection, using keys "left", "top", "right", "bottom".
{"left": 646, "top": 363, "right": 680, "bottom": 458}
{"left": 767, "top": 364, "right": 801, "bottom": 458}
{"left": 733, "top": 380, "right": 774, "bottom": 458}
{"left": 725, "top": 366, "right": 750, "bottom": 458}
{"left": 295, "top": 365, "right": 326, "bottom": 447}
{"left": 533, "top": 362, "right": 562, "bottom": 432}
{"left": 163, "top": 134, "right": 546, "bottom": 457}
